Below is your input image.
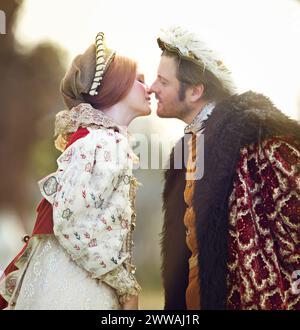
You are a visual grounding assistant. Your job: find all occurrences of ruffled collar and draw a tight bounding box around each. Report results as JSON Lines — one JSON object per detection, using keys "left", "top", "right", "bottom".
{"left": 54, "top": 103, "right": 128, "bottom": 137}
{"left": 184, "top": 101, "right": 216, "bottom": 134}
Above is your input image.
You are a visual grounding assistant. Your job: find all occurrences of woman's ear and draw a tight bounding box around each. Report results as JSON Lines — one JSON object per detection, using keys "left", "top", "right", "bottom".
{"left": 186, "top": 84, "right": 204, "bottom": 103}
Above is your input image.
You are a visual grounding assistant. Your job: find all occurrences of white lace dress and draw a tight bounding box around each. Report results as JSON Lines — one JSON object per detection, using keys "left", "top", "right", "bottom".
{"left": 13, "top": 236, "right": 120, "bottom": 310}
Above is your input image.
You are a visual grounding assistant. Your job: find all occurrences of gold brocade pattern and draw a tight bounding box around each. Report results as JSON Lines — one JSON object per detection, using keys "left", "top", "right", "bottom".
{"left": 227, "top": 137, "right": 300, "bottom": 309}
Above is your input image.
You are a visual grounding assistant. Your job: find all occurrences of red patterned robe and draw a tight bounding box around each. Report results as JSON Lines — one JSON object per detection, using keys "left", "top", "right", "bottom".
{"left": 227, "top": 137, "right": 300, "bottom": 309}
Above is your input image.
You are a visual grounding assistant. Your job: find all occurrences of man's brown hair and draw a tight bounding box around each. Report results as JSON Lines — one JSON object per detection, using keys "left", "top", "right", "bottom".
{"left": 162, "top": 50, "right": 231, "bottom": 102}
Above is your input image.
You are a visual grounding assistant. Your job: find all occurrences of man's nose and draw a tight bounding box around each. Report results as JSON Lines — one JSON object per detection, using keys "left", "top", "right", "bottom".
{"left": 148, "top": 82, "right": 157, "bottom": 94}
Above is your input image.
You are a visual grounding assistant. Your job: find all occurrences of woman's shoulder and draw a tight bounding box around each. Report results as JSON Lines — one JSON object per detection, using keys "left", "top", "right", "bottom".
{"left": 83, "top": 126, "right": 127, "bottom": 146}
{"left": 60, "top": 126, "right": 129, "bottom": 163}
{"left": 85, "top": 125, "right": 129, "bottom": 146}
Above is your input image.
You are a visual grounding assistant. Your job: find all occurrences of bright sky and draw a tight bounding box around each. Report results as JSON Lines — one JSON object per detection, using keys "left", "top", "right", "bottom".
{"left": 15, "top": 0, "right": 300, "bottom": 140}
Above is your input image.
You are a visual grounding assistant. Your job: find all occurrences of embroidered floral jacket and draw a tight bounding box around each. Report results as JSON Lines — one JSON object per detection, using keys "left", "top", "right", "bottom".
{"left": 0, "top": 104, "right": 141, "bottom": 309}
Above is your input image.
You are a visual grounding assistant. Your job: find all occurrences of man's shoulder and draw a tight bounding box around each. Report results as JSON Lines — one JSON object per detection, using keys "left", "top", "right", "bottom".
{"left": 205, "top": 90, "right": 300, "bottom": 147}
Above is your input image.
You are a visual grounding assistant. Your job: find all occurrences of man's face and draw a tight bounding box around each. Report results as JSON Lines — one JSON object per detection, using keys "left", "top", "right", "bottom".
{"left": 150, "top": 55, "right": 187, "bottom": 119}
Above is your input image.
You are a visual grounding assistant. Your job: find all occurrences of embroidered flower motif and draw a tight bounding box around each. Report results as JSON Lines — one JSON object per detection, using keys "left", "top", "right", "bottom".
{"left": 118, "top": 214, "right": 125, "bottom": 223}
{"left": 100, "top": 261, "right": 107, "bottom": 268}
{"left": 104, "top": 151, "right": 112, "bottom": 162}
{"left": 43, "top": 176, "right": 58, "bottom": 196}
{"left": 84, "top": 232, "right": 91, "bottom": 239}
{"left": 94, "top": 195, "right": 105, "bottom": 209}
{"left": 6, "top": 276, "right": 17, "bottom": 295}
{"left": 121, "top": 220, "right": 129, "bottom": 229}
{"left": 85, "top": 162, "right": 92, "bottom": 172}
{"left": 74, "top": 232, "right": 81, "bottom": 240}
{"left": 74, "top": 244, "right": 80, "bottom": 251}
{"left": 88, "top": 238, "right": 97, "bottom": 247}
{"left": 111, "top": 257, "right": 118, "bottom": 265}
{"left": 62, "top": 208, "right": 73, "bottom": 220}
{"left": 59, "top": 148, "right": 73, "bottom": 163}
{"left": 123, "top": 175, "right": 131, "bottom": 185}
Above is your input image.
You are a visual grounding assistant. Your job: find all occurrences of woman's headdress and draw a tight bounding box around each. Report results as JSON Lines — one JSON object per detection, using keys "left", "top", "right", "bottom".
{"left": 60, "top": 32, "right": 116, "bottom": 109}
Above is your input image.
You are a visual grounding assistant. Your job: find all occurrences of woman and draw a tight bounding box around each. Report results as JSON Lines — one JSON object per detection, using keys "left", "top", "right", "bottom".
{"left": 0, "top": 32, "right": 151, "bottom": 310}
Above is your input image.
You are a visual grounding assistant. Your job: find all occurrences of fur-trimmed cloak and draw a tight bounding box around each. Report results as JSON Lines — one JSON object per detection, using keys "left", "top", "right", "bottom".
{"left": 161, "top": 91, "right": 300, "bottom": 310}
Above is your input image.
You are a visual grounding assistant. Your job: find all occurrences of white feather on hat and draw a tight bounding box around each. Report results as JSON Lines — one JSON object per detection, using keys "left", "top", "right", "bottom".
{"left": 157, "top": 26, "right": 236, "bottom": 95}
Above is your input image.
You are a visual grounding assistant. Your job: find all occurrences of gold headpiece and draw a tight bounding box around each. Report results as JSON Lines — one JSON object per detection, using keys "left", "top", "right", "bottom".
{"left": 88, "top": 32, "right": 116, "bottom": 96}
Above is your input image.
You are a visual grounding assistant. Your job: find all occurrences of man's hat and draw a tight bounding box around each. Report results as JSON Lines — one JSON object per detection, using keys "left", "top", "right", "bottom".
{"left": 157, "top": 26, "right": 236, "bottom": 95}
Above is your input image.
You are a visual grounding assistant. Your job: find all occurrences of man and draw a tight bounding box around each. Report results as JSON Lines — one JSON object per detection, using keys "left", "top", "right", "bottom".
{"left": 149, "top": 26, "right": 300, "bottom": 310}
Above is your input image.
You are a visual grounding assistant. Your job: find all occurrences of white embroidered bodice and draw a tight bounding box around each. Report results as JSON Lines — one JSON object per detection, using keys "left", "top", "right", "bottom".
{"left": 39, "top": 126, "right": 135, "bottom": 277}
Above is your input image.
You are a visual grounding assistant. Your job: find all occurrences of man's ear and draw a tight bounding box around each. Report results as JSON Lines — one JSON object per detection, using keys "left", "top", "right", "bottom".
{"left": 186, "top": 84, "right": 204, "bottom": 103}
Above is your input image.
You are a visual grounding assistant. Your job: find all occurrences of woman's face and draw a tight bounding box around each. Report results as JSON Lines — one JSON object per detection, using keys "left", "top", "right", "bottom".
{"left": 123, "top": 72, "right": 152, "bottom": 117}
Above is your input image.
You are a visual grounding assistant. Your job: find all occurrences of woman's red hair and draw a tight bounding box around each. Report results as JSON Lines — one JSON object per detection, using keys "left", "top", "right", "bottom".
{"left": 82, "top": 55, "right": 137, "bottom": 109}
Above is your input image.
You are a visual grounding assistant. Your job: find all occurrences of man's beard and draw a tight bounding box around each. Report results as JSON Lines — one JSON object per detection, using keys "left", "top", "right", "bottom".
{"left": 157, "top": 98, "right": 191, "bottom": 121}
{"left": 177, "top": 103, "right": 191, "bottom": 121}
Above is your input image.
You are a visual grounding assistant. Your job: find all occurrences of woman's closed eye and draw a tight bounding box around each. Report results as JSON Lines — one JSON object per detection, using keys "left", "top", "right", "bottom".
{"left": 136, "top": 73, "right": 145, "bottom": 84}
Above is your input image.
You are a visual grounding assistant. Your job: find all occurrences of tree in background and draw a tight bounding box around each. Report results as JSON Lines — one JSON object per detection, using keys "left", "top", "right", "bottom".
{"left": 0, "top": 0, "right": 66, "bottom": 228}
